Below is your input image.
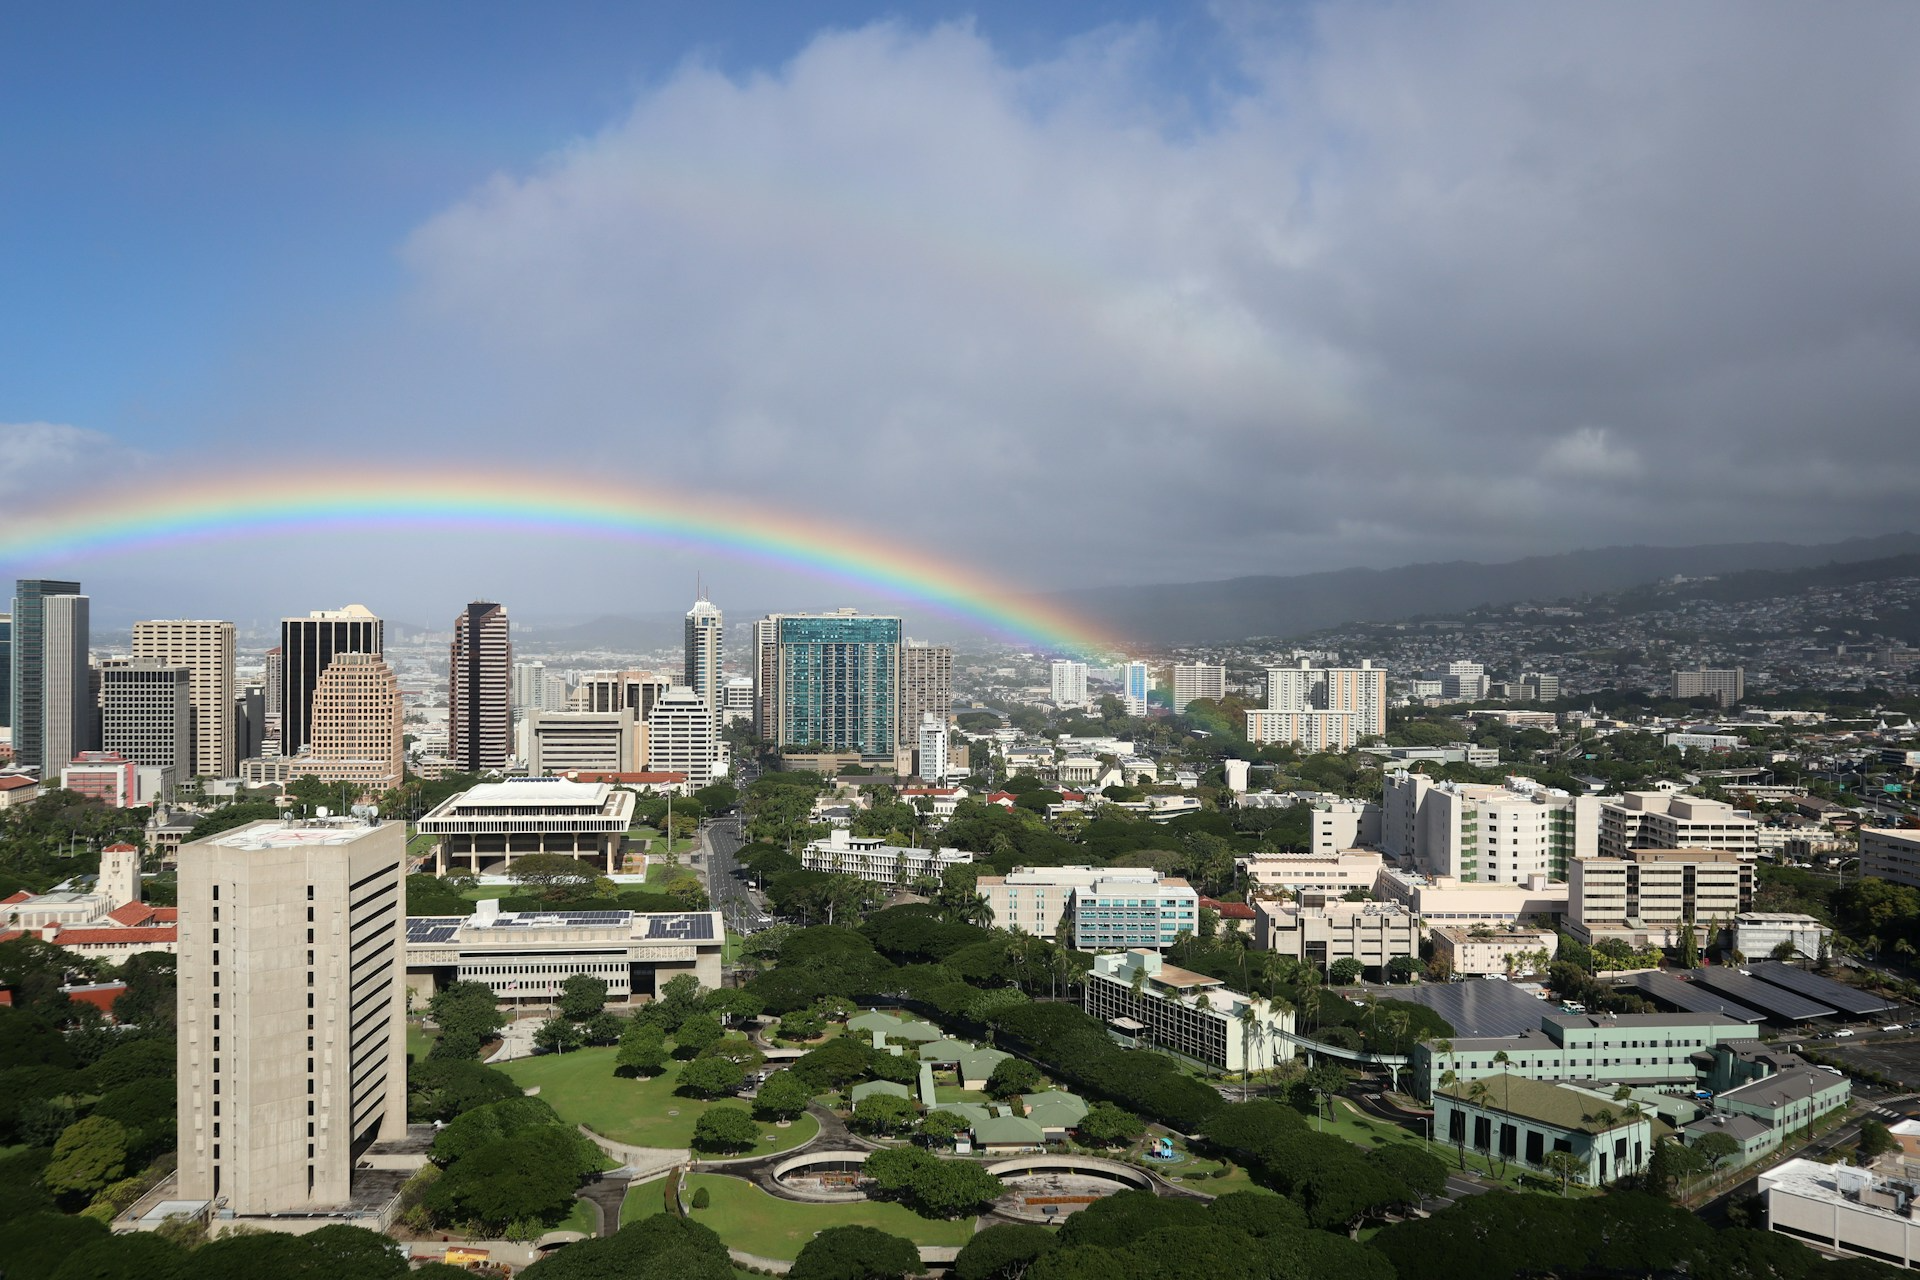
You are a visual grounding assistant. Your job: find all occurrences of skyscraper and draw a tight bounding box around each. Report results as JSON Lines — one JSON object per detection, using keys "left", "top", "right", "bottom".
{"left": 175, "top": 818, "right": 409, "bottom": 1214}
{"left": 646, "top": 684, "right": 719, "bottom": 787}
{"left": 1050, "top": 660, "right": 1089, "bottom": 709}
{"left": 1123, "top": 661, "right": 1151, "bottom": 717}
{"left": 1170, "top": 663, "right": 1226, "bottom": 713}
{"left": 9, "top": 579, "right": 82, "bottom": 770}
{"left": 898, "top": 641, "right": 953, "bottom": 742}
{"left": 448, "top": 602, "right": 511, "bottom": 772}
{"left": 100, "top": 661, "right": 193, "bottom": 777}
{"left": 684, "top": 595, "right": 724, "bottom": 729}
{"left": 279, "top": 606, "right": 382, "bottom": 758}
{"left": 40, "top": 592, "right": 92, "bottom": 772}
{"left": 752, "top": 616, "right": 780, "bottom": 740}
{"left": 133, "top": 619, "right": 237, "bottom": 778}
{"left": 0, "top": 612, "right": 10, "bottom": 733}
{"left": 308, "top": 653, "right": 405, "bottom": 791}
{"left": 916, "top": 712, "right": 948, "bottom": 782}
{"left": 1246, "top": 659, "right": 1388, "bottom": 750}
{"left": 263, "top": 646, "right": 284, "bottom": 755}
{"left": 772, "top": 610, "right": 903, "bottom": 758}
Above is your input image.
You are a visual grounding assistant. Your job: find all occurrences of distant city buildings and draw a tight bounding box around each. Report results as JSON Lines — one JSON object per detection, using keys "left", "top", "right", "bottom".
{"left": 1122, "top": 661, "right": 1151, "bottom": 716}
{"left": 1245, "top": 659, "right": 1386, "bottom": 750}
{"left": 897, "top": 640, "right": 953, "bottom": 744}
{"left": 9, "top": 579, "right": 84, "bottom": 771}
{"left": 448, "top": 601, "right": 511, "bottom": 772}
{"left": 99, "top": 660, "right": 192, "bottom": 780}
{"left": 279, "top": 605, "right": 382, "bottom": 758}
{"left": 1049, "top": 660, "right": 1089, "bottom": 709}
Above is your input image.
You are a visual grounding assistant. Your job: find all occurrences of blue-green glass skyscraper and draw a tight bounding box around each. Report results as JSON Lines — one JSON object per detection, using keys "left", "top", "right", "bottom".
{"left": 10, "top": 579, "right": 83, "bottom": 769}
{"left": 774, "top": 611, "right": 902, "bottom": 759}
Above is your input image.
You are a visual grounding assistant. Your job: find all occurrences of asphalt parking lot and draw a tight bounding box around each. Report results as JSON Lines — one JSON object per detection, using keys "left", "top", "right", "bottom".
{"left": 1815, "top": 1035, "right": 1920, "bottom": 1090}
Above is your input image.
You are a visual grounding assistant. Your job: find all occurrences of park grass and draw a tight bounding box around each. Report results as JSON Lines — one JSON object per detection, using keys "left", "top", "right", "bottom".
{"left": 678, "top": 1173, "right": 977, "bottom": 1260}
{"left": 630, "top": 826, "right": 697, "bottom": 856}
{"left": 645, "top": 862, "right": 701, "bottom": 887}
{"left": 723, "top": 930, "right": 745, "bottom": 964}
{"left": 557, "top": 1198, "right": 597, "bottom": 1235}
{"left": 406, "top": 1020, "right": 437, "bottom": 1063}
{"left": 621, "top": 1173, "right": 677, "bottom": 1226}
{"left": 499, "top": 1046, "right": 818, "bottom": 1153}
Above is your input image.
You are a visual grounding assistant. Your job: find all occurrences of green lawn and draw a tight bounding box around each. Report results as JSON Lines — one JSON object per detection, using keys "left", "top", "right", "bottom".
{"left": 499, "top": 1046, "right": 818, "bottom": 1153}
{"left": 557, "top": 1198, "right": 597, "bottom": 1235}
{"left": 934, "top": 1086, "right": 991, "bottom": 1104}
{"left": 406, "top": 829, "right": 438, "bottom": 860}
{"left": 723, "top": 930, "right": 745, "bottom": 964}
{"left": 631, "top": 827, "right": 697, "bottom": 856}
{"left": 645, "top": 862, "right": 701, "bottom": 887}
{"left": 406, "top": 1020, "right": 437, "bottom": 1063}
{"left": 622, "top": 1174, "right": 676, "bottom": 1226}
{"left": 677, "top": 1173, "right": 977, "bottom": 1260}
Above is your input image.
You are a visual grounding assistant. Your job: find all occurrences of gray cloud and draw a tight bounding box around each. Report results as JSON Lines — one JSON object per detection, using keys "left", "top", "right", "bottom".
{"left": 92, "top": 4, "right": 1920, "bottom": 622}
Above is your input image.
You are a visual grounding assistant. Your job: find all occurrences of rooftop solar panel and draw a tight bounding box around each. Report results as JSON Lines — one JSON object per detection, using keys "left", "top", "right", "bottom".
{"left": 1377, "top": 979, "right": 1552, "bottom": 1038}
{"left": 643, "top": 913, "right": 716, "bottom": 941}
{"left": 1686, "top": 967, "right": 1835, "bottom": 1021}
{"left": 1627, "top": 972, "right": 1766, "bottom": 1023}
{"left": 1748, "top": 962, "right": 1900, "bottom": 1016}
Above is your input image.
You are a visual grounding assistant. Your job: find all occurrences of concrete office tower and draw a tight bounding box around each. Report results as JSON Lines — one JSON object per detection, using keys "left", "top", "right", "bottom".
{"left": 1050, "top": 660, "right": 1089, "bottom": 709}
{"left": 1443, "top": 661, "right": 1488, "bottom": 700}
{"left": 576, "top": 670, "right": 668, "bottom": 720}
{"left": 100, "top": 661, "right": 192, "bottom": 777}
{"left": 1672, "top": 668, "right": 1745, "bottom": 708}
{"left": 1522, "top": 672, "right": 1561, "bottom": 702}
{"left": 1123, "top": 661, "right": 1151, "bottom": 716}
{"left": 524, "top": 710, "right": 646, "bottom": 775}
{"left": 916, "top": 712, "right": 948, "bottom": 782}
{"left": 308, "top": 654, "right": 405, "bottom": 792}
{"left": 752, "top": 616, "right": 780, "bottom": 739}
{"left": 646, "top": 685, "right": 718, "bottom": 787}
{"left": 684, "top": 595, "right": 724, "bottom": 729}
{"left": 898, "top": 641, "right": 953, "bottom": 740}
{"left": 133, "top": 619, "right": 237, "bottom": 778}
{"left": 175, "top": 819, "right": 408, "bottom": 1214}
{"left": 262, "top": 647, "right": 283, "bottom": 755}
{"left": 448, "top": 602, "right": 511, "bottom": 772}
{"left": 9, "top": 579, "right": 82, "bottom": 769}
{"left": 1246, "top": 659, "right": 1388, "bottom": 750}
{"left": 1171, "top": 663, "right": 1226, "bottom": 713}
{"left": 0, "top": 612, "right": 10, "bottom": 733}
{"left": 772, "top": 610, "right": 903, "bottom": 758}
{"left": 723, "top": 675, "right": 754, "bottom": 725}
{"left": 40, "top": 592, "right": 93, "bottom": 773}
{"left": 279, "top": 606, "right": 382, "bottom": 758}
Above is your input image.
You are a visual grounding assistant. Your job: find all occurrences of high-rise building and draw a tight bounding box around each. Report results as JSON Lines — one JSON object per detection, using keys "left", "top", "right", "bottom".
{"left": 1382, "top": 773, "right": 1598, "bottom": 883}
{"left": 1050, "top": 660, "right": 1089, "bottom": 709}
{"left": 0, "top": 612, "right": 10, "bottom": 733}
{"left": 234, "top": 685, "right": 266, "bottom": 762}
{"left": 752, "top": 616, "right": 780, "bottom": 739}
{"left": 262, "top": 647, "right": 284, "bottom": 756}
{"left": 174, "top": 818, "right": 409, "bottom": 1214}
{"left": 1123, "top": 661, "right": 1151, "bottom": 716}
{"left": 723, "top": 675, "right": 754, "bottom": 725}
{"left": 40, "top": 592, "right": 92, "bottom": 773}
{"left": 524, "top": 709, "right": 645, "bottom": 776}
{"left": 915, "top": 712, "right": 948, "bottom": 782}
{"left": 100, "top": 661, "right": 192, "bottom": 777}
{"left": 898, "top": 641, "right": 953, "bottom": 740}
{"left": 1672, "top": 668, "right": 1745, "bottom": 708}
{"left": 9, "top": 579, "right": 82, "bottom": 770}
{"left": 684, "top": 595, "right": 724, "bottom": 729}
{"left": 448, "top": 602, "right": 511, "bottom": 772}
{"left": 306, "top": 653, "right": 405, "bottom": 792}
{"left": 511, "top": 661, "right": 569, "bottom": 720}
{"left": 1522, "top": 672, "right": 1561, "bottom": 702}
{"left": 771, "top": 610, "right": 903, "bottom": 758}
{"left": 1170, "top": 663, "right": 1226, "bottom": 713}
{"left": 645, "top": 685, "right": 718, "bottom": 787}
{"left": 1568, "top": 849, "right": 1753, "bottom": 947}
{"left": 576, "top": 670, "right": 668, "bottom": 720}
{"left": 1443, "top": 661, "right": 1488, "bottom": 700}
{"left": 1597, "top": 792, "right": 1759, "bottom": 861}
{"left": 279, "top": 606, "right": 381, "bottom": 758}
{"left": 1246, "top": 659, "right": 1387, "bottom": 750}
{"left": 132, "top": 619, "right": 236, "bottom": 778}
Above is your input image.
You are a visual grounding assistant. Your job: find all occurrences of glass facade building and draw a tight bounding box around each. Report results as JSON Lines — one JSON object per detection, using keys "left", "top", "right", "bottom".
{"left": 9, "top": 579, "right": 83, "bottom": 769}
{"left": 776, "top": 612, "right": 902, "bottom": 758}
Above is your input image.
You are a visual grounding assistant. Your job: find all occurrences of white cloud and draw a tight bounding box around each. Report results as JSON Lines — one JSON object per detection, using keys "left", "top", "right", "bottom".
{"left": 0, "top": 422, "right": 144, "bottom": 497}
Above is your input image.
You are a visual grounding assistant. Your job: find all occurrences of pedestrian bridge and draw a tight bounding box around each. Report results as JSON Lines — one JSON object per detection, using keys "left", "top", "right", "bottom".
{"left": 1272, "top": 1028, "right": 1413, "bottom": 1090}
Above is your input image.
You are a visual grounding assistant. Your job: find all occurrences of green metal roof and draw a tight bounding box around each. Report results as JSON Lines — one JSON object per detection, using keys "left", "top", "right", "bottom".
{"left": 1438, "top": 1073, "right": 1651, "bottom": 1135}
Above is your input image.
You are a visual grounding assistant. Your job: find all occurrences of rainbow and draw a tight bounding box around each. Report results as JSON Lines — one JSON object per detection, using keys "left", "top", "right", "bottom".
{"left": 0, "top": 468, "right": 1124, "bottom": 655}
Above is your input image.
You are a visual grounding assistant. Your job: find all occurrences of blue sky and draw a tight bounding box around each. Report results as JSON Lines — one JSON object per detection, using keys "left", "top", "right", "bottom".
{"left": 3, "top": 3, "right": 1917, "bottom": 628}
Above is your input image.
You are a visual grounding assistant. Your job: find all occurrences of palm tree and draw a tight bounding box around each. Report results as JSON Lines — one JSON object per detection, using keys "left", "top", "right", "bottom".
{"left": 1438, "top": 1068, "right": 1465, "bottom": 1170}
{"left": 1237, "top": 1001, "right": 1261, "bottom": 1100}
{"left": 1467, "top": 1079, "right": 1493, "bottom": 1171}
{"left": 1491, "top": 1051, "right": 1513, "bottom": 1177}
{"left": 1296, "top": 964, "right": 1322, "bottom": 1038}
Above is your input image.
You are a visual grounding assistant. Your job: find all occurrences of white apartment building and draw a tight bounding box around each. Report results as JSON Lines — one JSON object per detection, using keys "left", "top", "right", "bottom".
{"left": 1598, "top": 792, "right": 1759, "bottom": 861}
{"left": 1123, "top": 661, "right": 1151, "bottom": 716}
{"left": 800, "top": 828, "right": 973, "bottom": 886}
{"left": 978, "top": 866, "right": 1199, "bottom": 949}
{"left": 1255, "top": 898, "right": 1420, "bottom": 971}
{"left": 1861, "top": 827, "right": 1920, "bottom": 890}
{"left": 1382, "top": 773, "right": 1598, "bottom": 883}
{"left": 1567, "top": 848, "right": 1753, "bottom": 947}
{"left": 1050, "top": 660, "right": 1090, "bottom": 709}
{"left": 1246, "top": 660, "right": 1386, "bottom": 749}
{"left": 645, "top": 685, "right": 719, "bottom": 788}
{"left": 1673, "top": 667, "right": 1745, "bottom": 707}
{"left": 523, "top": 709, "right": 645, "bottom": 776}
{"left": 511, "top": 661, "right": 569, "bottom": 719}
{"left": 132, "top": 619, "right": 236, "bottom": 778}
{"left": 724, "top": 676, "right": 755, "bottom": 726}
{"left": 175, "top": 819, "right": 409, "bottom": 1215}
{"left": 915, "top": 712, "right": 948, "bottom": 782}
{"left": 1084, "top": 950, "right": 1294, "bottom": 1072}
{"left": 1170, "top": 663, "right": 1226, "bottom": 713}
{"left": 1430, "top": 926, "right": 1559, "bottom": 977}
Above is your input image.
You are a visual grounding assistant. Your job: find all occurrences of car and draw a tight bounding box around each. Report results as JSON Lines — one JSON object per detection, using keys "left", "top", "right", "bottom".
{"left": 1834, "top": 1029, "right": 1856, "bottom": 1038}
{"left": 1885, "top": 1025, "right": 1904, "bottom": 1033}
{"left": 1817, "top": 1065, "right": 1843, "bottom": 1076}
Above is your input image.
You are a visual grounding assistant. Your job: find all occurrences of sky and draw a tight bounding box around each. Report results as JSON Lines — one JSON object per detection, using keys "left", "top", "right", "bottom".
{"left": 3, "top": 1, "right": 1919, "bottom": 633}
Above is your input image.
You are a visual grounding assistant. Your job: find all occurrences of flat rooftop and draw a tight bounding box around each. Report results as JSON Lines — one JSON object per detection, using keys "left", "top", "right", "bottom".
{"left": 208, "top": 820, "right": 387, "bottom": 849}
{"left": 453, "top": 779, "right": 612, "bottom": 806}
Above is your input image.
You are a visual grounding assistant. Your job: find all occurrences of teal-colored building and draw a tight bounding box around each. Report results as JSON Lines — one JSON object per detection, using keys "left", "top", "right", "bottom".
{"left": 1416, "top": 1012, "right": 1753, "bottom": 1099}
{"left": 1435, "top": 1073, "right": 1660, "bottom": 1186}
{"left": 775, "top": 612, "right": 902, "bottom": 759}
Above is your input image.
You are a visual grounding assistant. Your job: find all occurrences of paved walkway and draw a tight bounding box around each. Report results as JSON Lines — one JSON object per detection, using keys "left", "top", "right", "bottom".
{"left": 577, "top": 1125, "right": 690, "bottom": 1180}
{"left": 575, "top": 1173, "right": 632, "bottom": 1237}
{"left": 487, "top": 1014, "right": 543, "bottom": 1064}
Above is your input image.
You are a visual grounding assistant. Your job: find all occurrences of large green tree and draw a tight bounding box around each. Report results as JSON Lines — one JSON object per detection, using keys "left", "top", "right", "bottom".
{"left": 790, "top": 1225, "right": 924, "bottom": 1280}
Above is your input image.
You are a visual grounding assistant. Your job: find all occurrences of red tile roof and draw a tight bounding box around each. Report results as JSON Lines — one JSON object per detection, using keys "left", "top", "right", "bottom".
{"left": 106, "top": 903, "right": 158, "bottom": 927}
{"left": 1201, "top": 897, "right": 1259, "bottom": 920}
{"left": 0, "top": 930, "right": 24, "bottom": 945}
{"left": 60, "top": 982, "right": 127, "bottom": 1015}
{"left": 0, "top": 989, "right": 12, "bottom": 1006}
{"left": 0, "top": 776, "right": 37, "bottom": 792}
{"left": 102, "top": 842, "right": 139, "bottom": 853}
{"left": 1, "top": 890, "right": 32, "bottom": 906}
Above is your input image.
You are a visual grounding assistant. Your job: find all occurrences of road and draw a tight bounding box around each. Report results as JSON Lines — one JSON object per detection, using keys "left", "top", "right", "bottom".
{"left": 700, "top": 815, "right": 765, "bottom": 939}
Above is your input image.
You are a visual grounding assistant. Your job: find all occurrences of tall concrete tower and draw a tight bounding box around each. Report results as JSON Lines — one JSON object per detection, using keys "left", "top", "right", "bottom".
{"left": 684, "top": 593, "right": 724, "bottom": 731}
{"left": 448, "top": 601, "right": 511, "bottom": 771}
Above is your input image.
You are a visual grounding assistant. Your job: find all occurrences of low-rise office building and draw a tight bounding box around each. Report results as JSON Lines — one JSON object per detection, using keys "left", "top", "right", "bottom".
{"left": 1414, "top": 1011, "right": 1752, "bottom": 1098}
{"left": 1727, "top": 913, "right": 1830, "bottom": 962}
{"left": 1435, "top": 1073, "right": 1655, "bottom": 1186}
{"left": 1254, "top": 898, "right": 1420, "bottom": 972}
{"left": 1862, "top": 827, "right": 1920, "bottom": 891}
{"left": 977, "top": 866, "right": 1197, "bottom": 949}
{"left": 1567, "top": 848, "right": 1752, "bottom": 948}
{"left": 420, "top": 777, "right": 636, "bottom": 875}
{"left": 1239, "top": 850, "right": 1385, "bottom": 896}
{"left": 1714, "top": 1063, "right": 1851, "bottom": 1137}
{"left": 800, "top": 827, "right": 973, "bottom": 886}
{"left": 1599, "top": 792, "right": 1759, "bottom": 861}
{"left": 404, "top": 901, "right": 723, "bottom": 1005}
{"left": 1759, "top": 1159, "right": 1920, "bottom": 1269}
{"left": 522, "top": 709, "right": 646, "bottom": 776}
{"left": 1375, "top": 868, "right": 1569, "bottom": 927}
{"left": 1083, "top": 949, "right": 1294, "bottom": 1073}
{"left": 1430, "top": 925, "right": 1559, "bottom": 977}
